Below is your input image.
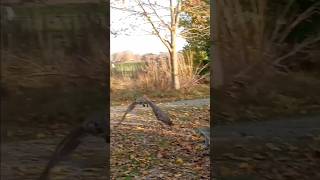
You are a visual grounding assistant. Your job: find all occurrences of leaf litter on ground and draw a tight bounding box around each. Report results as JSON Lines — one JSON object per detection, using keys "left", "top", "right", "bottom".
{"left": 111, "top": 104, "right": 210, "bottom": 179}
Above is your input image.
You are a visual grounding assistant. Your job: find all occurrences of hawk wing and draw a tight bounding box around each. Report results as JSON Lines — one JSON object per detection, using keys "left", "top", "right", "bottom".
{"left": 38, "top": 126, "right": 86, "bottom": 180}
{"left": 38, "top": 112, "right": 107, "bottom": 180}
{"left": 142, "top": 95, "right": 173, "bottom": 126}
{"left": 113, "top": 101, "right": 139, "bottom": 128}
{"left": 115, "top": 96, "right": 173, "bottom": 128}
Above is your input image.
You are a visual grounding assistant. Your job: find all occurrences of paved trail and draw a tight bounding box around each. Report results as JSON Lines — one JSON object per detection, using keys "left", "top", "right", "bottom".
{"left": 1, "top": 98, "right": 209, "bottom": 180}
{"left": 213, "top": 114, "right": 320, "bottom": 140}
{"left": 2, "top": 97, "right": 319, "bottom": 179}
{"left": 1, "top": 137, "right": 107, "bottom": 180}
{"left": 112, "top": 98, "right": 320, "bottom": 141}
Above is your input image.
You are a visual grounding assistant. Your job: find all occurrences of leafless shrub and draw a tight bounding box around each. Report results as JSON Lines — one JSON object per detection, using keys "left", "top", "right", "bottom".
{"left": 1, "top": 50, "right": 107, "bottom": 90}
{"left": 111, "top": 52, "right": 208, "bottom": 91}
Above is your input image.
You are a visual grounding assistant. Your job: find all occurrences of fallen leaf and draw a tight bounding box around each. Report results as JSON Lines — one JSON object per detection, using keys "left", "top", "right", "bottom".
{"left": 36, "top": 133, "right": 46, "bottom": 138}
{"left": 266, "top": 143, "right": 281, "bottom": 151}
{"left": 239, "top": 162, "right": 250, "bottom": 169}
{"left": 157, "top": 152, "right": 163, "bottom": 158}
{"left": 253, "top": 153, "right": 265, "bottom": 160}
{"left": 176, "top": 158, "right": 184, "bottom": 165}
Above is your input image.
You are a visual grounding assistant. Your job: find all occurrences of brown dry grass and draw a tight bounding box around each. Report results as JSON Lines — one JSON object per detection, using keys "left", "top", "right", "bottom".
{"left": 215, "top": 0, "right": 320, "bottom": 83}
{"left": 211, "top": 0, "right": 320, "bottom": 121}
{"left": 1, "top": 50, "right": 107, "bottom": 90}
{"left": 111, "top": 51, "right": 210, "bottom": 104}
{"left": 111, "top": 51, "right": 209, "bottom": 90}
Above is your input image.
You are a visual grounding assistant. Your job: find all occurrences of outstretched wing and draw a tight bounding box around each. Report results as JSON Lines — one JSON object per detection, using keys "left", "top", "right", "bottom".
{"left": 114, "top": 101, "right": 139, "bottom": 128}
{"left": 142, "top": 95, "right": 173, "bottom": 126}
{"left": 38, "top": 112, "right": 107, "bottom": 180}
{"left": 38, "top": 126, "right": 87, "bottom": 180}
{"left": 114, "top": 95, "right": 173, "bottom": 129}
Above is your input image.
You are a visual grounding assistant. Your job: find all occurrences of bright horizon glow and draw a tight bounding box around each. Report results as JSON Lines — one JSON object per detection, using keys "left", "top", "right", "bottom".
{"left": 111, "top": 1, "right": 187, "bottom": 55}
{"left": 111, "top": 35, "right": 186, "bottom": 55}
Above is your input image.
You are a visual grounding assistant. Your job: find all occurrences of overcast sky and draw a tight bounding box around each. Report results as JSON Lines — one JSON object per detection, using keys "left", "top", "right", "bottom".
{"left": 110, "top": 1, "right": 187, "bottom": 55}
{"left": 110, "top": 35, "right": 186, "bottom": 55}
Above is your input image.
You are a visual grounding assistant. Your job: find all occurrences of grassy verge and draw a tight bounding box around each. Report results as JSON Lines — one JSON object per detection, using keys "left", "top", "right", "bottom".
{"left": 213, "top": 72, "right": 320, "bottom": 124}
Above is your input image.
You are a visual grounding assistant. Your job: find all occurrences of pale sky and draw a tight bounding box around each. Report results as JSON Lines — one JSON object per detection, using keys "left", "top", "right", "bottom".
{"left": 110, "top": 35, "right": 186, "bottom": 54}
{"left": 110, "top": 1, "right": 187, "bottom": 55}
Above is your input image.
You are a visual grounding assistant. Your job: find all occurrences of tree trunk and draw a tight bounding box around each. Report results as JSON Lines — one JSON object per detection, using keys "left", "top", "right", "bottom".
{"left": 170, "top": 2, "right": 180, "bottom": 90}
{"left": 170, "top": 29, "right": 180, "bottom": 90}
{"left": 211, "top": 0, "right": 224, "bottom": 89}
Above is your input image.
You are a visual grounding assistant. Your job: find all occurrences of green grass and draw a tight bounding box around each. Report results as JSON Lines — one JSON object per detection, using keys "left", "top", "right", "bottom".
{"left": 11, "top": 3, "right": 107, "bottom": 16}
{"left": 112, "top": 62, "right": 147, "bottom": 77}
{"left": 3, "top": 4, "right": 107, "bottom": 32}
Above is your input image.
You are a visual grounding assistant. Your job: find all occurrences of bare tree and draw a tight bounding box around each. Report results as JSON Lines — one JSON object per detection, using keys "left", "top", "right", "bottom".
{"left": 111, "top": 0, "right": 183, "bottom": 89}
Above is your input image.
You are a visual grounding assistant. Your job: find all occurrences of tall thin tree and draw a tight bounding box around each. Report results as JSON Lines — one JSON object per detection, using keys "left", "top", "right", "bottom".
{"left": 111, "top": 0, "right": 182, "bottom": 89}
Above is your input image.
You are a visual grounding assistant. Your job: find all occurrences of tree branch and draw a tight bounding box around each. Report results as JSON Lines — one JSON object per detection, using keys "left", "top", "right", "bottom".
{"left": 277, "top": 1, "right": 320, "bottom": 43}
{"left": 174, "top": 0, "right": 182, "bottom": 26}
{"left": 147, "top": 0, "right": 172, "bottom": 31}
{"left": 273, "top": 34, "right": 320, "bottom": 65}
{"left": 135, "top": 0, "right": 172, "bottom": 51}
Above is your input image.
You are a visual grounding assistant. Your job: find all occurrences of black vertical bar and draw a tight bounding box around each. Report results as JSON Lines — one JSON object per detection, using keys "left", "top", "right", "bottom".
{"left": 105, "top": 0, "right": 111, "bottom": 178}
{"left": 210, "top": 1, "right": 216, "bottom": 179}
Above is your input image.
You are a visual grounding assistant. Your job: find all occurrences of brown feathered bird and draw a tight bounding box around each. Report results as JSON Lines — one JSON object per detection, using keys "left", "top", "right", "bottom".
{"left": 115, "top": 95, "right": 173, "bottom": 127}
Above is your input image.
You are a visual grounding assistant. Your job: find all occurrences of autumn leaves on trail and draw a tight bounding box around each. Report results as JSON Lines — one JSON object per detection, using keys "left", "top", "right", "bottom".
{"left": 35, "top": 96, "right": 210, "bottom": 180}
{"left": 111, "top": 98, "right": 210, "bottom": 179}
